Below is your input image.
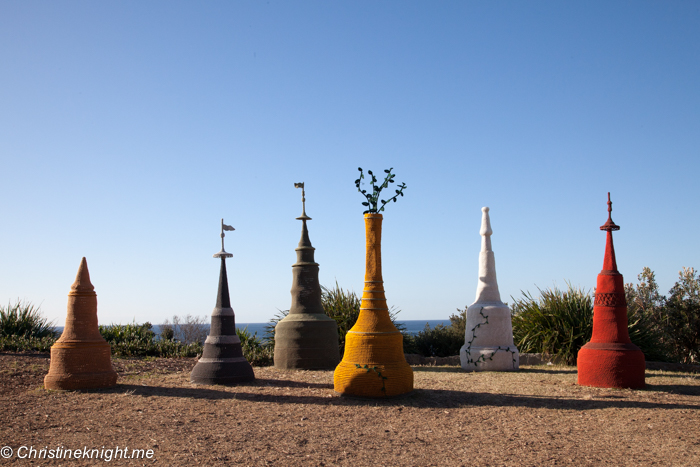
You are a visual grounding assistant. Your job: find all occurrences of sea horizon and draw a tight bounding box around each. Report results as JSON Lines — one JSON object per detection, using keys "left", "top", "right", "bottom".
{"left": 54, "top": 319, "right": 451, "bottom": 338}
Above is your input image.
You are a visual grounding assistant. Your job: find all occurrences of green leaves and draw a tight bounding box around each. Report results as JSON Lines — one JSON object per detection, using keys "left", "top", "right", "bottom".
{"left": 355, "top": 364, "right": 388, "bottom": 393}
{"left": 0, "top": 300, "right": 55, "bottom": 339}
{"left": 355, "top": 167, "right": 407, "bottom": 213}
{"left": 511, "top": 286, "right": 593, "bottom": 365}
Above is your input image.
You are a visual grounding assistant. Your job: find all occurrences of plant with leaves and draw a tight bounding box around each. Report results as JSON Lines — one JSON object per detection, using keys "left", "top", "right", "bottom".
{"left": 511, "top": 285, "right": 594, "bottom": 365}
{"left": 236, "top": 326, "right": 274, "bottom": 366}
{"left": 355, "top": 364, "right": 388, "bottom": 394}
{"left": 99, "top": 322, "right": 203, "bottom": 358}
{"left": 410, "top": 308, "right": 467, "bottom": 358}
{"left": 664, "top": 267, "right": 700, "bottom": 364}
{"left": 0, "top": 300, "right": 56, "bottom": 338}
{"left": 355, "top": 167, "right": 407, "bottom": 214}
{"left": 160, "top": 314, "right": 209, "bottom": 345}
{"left": 625, "top": 268, "right": 673, "bottom": 362}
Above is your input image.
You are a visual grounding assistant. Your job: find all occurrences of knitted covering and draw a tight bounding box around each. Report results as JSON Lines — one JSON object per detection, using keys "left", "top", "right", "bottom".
{"left": 274, "top": 217, "right": 340, "bottom": 370}
{"left": 460, "top": 207, "right": 519, "bottom": 371}
{"left": 577, "top": 196, "right": 645, "bottom": 389}
{"left": 190, "top": 257, "right": 255, "bottom": 385}
{"left": 333, "top": 214, "right": 413, "bottom": 397}
{"left": 44, "top": 257, "right": 117, "bottom": 390}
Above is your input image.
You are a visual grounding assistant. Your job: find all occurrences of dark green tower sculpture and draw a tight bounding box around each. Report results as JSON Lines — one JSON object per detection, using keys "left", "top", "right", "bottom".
{"left": 190, "top": 219, "right": 255, "bottom": 385}
{"left": 274, "top": 183, "right": 340, "bottom": 369}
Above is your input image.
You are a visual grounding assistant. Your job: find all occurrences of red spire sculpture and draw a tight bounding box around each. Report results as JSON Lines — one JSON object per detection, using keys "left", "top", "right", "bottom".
{"left": 577, "top": 193, "right": 645, "bottom": 389}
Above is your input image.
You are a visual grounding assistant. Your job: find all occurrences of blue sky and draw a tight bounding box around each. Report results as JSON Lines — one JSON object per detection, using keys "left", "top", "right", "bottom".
{"left": 1, "top": 1, "right": 698, "bottom": 326}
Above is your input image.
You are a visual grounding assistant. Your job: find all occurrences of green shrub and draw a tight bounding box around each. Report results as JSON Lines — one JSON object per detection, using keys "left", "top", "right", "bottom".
{"left": 99, "top": 322, "right": 202, "bottom": 358}
{"left": 0, "top": 335, "right": 57, "bottom": 352}
{"left": 267, "top": 282, "right": 405, "bottom": 358}
{"left": 664, "top": 267, "right": 700, "bottom": 364}
{"left": 625, "top": 268, "right": 674, "bottom": 362}
{"left": 159, "top": 315, "right": 208, "bottom": 345}
{"left": 237, "top": 326, "right": 273, "bottom": 366}
{"left": 0, "top": 300, "right": 56, "bottom": 338}
{"left": 410, "top": 308, "right": 467, "bottom": 357}
{"left": 511, "top": 285, "right": 594, "bottom": 365}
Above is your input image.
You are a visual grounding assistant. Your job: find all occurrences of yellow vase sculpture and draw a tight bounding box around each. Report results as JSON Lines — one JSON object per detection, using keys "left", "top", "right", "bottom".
{"left": 334, "top": 213, "right": 413, "bottom": 397}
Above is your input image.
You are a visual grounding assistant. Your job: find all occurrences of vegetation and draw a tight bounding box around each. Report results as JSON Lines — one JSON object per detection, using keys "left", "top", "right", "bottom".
{"left": 626, "top": 267, "right": 700, "bottom": 364}
{"left": 406, "top": 308, "right": 466, "bottom": 357}
{"left": 159, "top": 314, "right": 208, "bottom": 345}
{"left": 0, "top": 300, "right": 56, "bottom": 339}
{"left": 355, "top": 167, "right": 407, "bottom": 214}
{"left": 511, "top": 285, "right": 594, "bottom": 365}
{"left": 100, "top": 322, "right": 202, "bottom": 357}
{"left": 0, "top": 335, "right": 56, "bottom": 352}
{"left": 664, "top": 267, "right": 700, "bottom": 363}
{"left": 236, "top": 326, "right": 273, "bottom": 366}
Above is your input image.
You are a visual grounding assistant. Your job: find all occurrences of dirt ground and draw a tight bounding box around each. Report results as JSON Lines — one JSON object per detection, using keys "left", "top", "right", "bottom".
{"left": 1, "top": 353, "right": 699, "bottom": 466}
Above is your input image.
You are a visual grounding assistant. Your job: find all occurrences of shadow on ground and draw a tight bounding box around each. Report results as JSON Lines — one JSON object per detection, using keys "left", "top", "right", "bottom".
{"left": 101, "top": 382, "right": 700, "bottom": 412}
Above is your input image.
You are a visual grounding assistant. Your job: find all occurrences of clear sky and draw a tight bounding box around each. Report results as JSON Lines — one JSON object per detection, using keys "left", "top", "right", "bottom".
{"left": 1, "top": 1, "right": 698, "bottom": 326}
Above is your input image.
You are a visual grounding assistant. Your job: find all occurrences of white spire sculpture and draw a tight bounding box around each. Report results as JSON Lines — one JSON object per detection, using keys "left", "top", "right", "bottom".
{"left": 460, "top": 207, "right": 519, "bottom": 371}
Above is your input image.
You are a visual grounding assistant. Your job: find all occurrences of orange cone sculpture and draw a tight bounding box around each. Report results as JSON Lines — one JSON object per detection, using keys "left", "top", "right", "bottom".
{"left": 577, "top": 193, "right": 645, "bottom": 389}
{"left": 44, "top": 258, "right": 117, "bottom": 390}
{"left": 333, "top": 213, "right": 413, "bottom": 397}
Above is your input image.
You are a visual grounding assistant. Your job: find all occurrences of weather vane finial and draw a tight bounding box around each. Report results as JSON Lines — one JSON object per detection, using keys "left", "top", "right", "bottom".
{"left": 294, "top": 182, "right": 311, "bottom": 221}
{"left": 600, "top": 192, "right": 620, "bottom": 232}
{"left": 214, "top": 218, "right": 235, "bottom": 258}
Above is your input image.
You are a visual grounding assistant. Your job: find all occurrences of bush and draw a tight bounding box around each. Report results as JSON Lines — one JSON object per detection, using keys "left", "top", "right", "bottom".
{"left": 237, "top": 327, "right": 273, "bottom": 366}
{"left": 664, "top": 267, "right": 700, "bottom": 364}
{"left": 625, "top": 268, "right": 674, "bottom": 362}
{"left": 0, "top": 335, "right": 57, "bottom": 352}
{"left": 160, "top": 314, "right": 208, "bottom": 345}
{"left": 0, "top": 300, "right": 56, "bottom": 338}
{"left": 410, "top": 308, "right": 466, "bottom": 357}
{"left": 267, "top": 282, "right": 405, "bottom": 358}
{"left": 511, "top": 285, "right": 593, "bottom": 365}
{"left": 99, "top": 322, "right": 202, "bottom": 358}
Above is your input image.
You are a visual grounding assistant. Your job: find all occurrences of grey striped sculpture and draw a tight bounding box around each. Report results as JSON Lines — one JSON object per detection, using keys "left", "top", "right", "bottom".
{"left": 190, "top": 219, "right": 255, "bottom": 385}
{"left": 273, "top": 183, "right": 340, "bottom": 370}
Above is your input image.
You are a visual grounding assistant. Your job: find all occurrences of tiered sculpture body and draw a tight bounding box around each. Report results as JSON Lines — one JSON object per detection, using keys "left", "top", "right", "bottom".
{"left": 334, "top": 213, "right": 413, "bottom": 397}
{"left": 190, "top": 220, "right": 255, "bottom": 385}
{"left": 460, "top": 207, "right": 519, "bottom": 371}
{"left": 577, "top": 194, "right": 645, "bottom": 389}
{"left": 274, "top": 183, "right": 340, "bottom": 369}
{"left": 44, "top": 257, "right": 117, "bottom": 390}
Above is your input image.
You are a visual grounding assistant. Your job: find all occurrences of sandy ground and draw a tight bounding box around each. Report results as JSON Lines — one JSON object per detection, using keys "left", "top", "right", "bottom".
{"left": 1, "top": 353, "right": 699, "bottom": 466}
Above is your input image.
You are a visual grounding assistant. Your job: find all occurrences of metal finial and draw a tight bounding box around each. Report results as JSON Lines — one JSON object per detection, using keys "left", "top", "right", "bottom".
{"left": 600, "top": 192, "right": 620, "bottom": 231}
{"left": 294, "top": 182, "right": 311, "bottom": 221}
{"left": 214, "top": 218, "right": 234, "bottom": 258}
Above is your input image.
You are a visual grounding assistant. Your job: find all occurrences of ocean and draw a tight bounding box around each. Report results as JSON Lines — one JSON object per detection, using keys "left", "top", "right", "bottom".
{"left": 56, "top": 319, "right": 450, "bottom": 339}
{"left": 234, "top": 319, "right": 449, "bottom": 338}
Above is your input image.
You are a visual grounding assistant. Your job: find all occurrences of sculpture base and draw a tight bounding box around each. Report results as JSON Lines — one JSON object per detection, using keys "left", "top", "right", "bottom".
{"left": 334, "top": 331, "right": 413, "bottom": 397}
{"left": 44, "top": 341, "right": 117, "bottom": 390}
{"left": 190, "top": 357, "right": 255, "bottom": 385}
{"left": 274, "top": 313, "right": 340, "bottom": 370}
{"left": 460, "top": 345, "right": 519, "bottom": 372}
{"left": 577, "top": 342, "right": 645, "bottom": 389}
{"left": 334, "top": 360, "right": 413, "bottom": 397}
{"left": 190, "top": 334, "right": 255, "bottom": 385}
